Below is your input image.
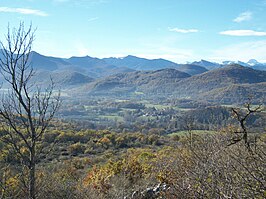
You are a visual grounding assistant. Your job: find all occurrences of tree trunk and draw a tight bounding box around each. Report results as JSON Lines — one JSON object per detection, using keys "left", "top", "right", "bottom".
{"left": 29, "top": 147, "right": 36, "bottom": 199}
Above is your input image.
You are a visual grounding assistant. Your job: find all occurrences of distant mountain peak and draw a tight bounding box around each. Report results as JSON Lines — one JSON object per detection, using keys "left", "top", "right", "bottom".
{"left": 247, "top": 59, "right": 260, "bottom": 66}
{"left": 192, "top": 59, "right": 221, "bottom": 70}
{"left": 69, "top": 55, "right": 94, "bottom": 59}
{"left": 30, "top": 51, "right": 44, "bottom": 57}
{"left": 200, "top": 59, "right": 211, "bottom": 62}
{"left": 120, "top": 55, "right": 141, "bottom": 60}
{"left": 124, "top": 55, "right": 137, "bottom": 58}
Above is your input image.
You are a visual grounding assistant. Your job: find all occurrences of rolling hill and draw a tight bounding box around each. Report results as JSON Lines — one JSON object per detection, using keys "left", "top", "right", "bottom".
{"left": 73, "top": 65, "right": 266, "bottom": 104}
{"left": 200, "top": 82, "right": 266, "bottom": 104}
{"left": 168, "top": 65, "right": 266, "bottom": 99}
{"left": 31, "top": 70, "right": 95, "bottom": 87}
{"left": 77, "top": 68, "right": 191, "bottom": 95}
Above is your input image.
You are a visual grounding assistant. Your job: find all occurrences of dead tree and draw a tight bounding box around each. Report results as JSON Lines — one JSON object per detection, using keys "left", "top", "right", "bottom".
{"left": 0, "top": 22, "right": 60, "bottom": 199}
{"left": 183, "top": 115, "right": 195, "bottom": 148}
{"left": 229, "top": 100, "right": 262, "bottom": 150}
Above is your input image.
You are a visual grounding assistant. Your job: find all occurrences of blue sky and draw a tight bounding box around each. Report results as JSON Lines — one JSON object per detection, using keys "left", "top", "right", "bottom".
{"left": 1, "top": 0, "right": 266, "bottom": 63}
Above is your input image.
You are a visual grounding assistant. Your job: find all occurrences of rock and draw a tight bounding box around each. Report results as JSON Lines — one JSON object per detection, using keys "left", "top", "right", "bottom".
{"left": 127, "top": 183, "right": 170, "bottom": 199}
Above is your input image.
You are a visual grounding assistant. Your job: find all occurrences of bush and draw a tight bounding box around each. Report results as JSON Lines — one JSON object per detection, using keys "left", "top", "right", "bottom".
{"left": 68, "top": 142, "right": 86, "bottom": 155}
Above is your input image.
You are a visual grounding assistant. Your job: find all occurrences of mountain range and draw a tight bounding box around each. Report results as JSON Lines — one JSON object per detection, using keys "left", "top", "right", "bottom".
{"left": 27, "top": 51, "right": 266, "bottom": 74}
{"left": 1, "top": 50, "right": 266, "bottom": 75}
{"left": 0, "top": 51, "right": 265, "bottom": 104}
{"left": 27, "top": 52, "right": 266, "bottom": 87}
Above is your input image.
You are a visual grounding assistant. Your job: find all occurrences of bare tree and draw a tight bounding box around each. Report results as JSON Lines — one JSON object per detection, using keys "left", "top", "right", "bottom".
{"left": 229, "top": 99, "right": 263, "bottom": 150}
{"left": 182, "top": 115, "right": 195, "bottom": 148}
{"left": 0, "top": 22, "right": 60, "bottom": 199}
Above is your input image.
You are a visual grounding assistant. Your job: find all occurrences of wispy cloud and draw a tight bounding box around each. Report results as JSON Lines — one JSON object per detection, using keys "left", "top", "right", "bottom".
{"left": 88, "top": 17, "right": 99, "bottom": 22}
{"left": 168, "top": 27, "right": 199, "bottom": 33}
{"left": 233, "top": 11, "right": 252, "bottom": 22}
{"left": 220, "top": 30, "right": 266, "bottom": 36}
{"left": 0, "top": 7, "right": 48, "bottom": 16}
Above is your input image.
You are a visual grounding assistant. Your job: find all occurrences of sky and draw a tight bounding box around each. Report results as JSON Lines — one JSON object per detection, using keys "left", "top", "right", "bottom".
{"left": 1, "top": 0, "right": 266, "bottom": 63}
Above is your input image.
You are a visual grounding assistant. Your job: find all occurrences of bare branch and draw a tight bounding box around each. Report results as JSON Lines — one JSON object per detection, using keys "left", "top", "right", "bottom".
{"left": 0, "top": 22, "right": 60, "bottom": 199}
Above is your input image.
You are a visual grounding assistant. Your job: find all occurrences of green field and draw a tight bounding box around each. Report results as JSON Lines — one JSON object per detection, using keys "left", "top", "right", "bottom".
{"left": 99, "top": 115, "right": 124, "bottom": 122}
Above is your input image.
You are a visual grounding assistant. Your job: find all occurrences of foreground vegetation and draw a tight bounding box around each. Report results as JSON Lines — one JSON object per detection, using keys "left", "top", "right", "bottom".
{"left": 0, "top": 124, "right": 265, "bottom": 198}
